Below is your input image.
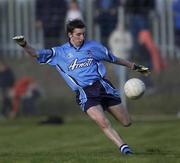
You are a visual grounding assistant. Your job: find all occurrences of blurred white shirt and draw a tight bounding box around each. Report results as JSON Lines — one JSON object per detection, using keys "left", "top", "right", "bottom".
{"left": 65, "top": 10, "right": 83, "bottom": 22}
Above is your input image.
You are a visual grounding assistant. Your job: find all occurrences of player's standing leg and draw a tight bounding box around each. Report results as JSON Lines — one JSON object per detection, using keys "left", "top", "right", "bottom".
{"left": 86, "top": 105, "right": 132, "bottom": 155}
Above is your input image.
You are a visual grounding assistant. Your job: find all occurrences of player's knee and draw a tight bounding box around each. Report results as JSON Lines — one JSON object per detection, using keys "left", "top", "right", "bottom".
{"left": 98, "top": 118, "right": 110, "bottom": 129}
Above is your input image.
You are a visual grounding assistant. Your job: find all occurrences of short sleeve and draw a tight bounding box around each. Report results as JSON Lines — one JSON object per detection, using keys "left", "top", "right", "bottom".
{"left": 37, "top": 48, "right": 57, "bottom": 65}
{"left": 91, "top": 42, "right": 117, "bottom": 63}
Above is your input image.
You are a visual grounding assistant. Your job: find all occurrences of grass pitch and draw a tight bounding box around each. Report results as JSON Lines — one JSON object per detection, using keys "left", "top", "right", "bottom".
{"left": 0, "top": 116, "right": 179, "bottom": 163}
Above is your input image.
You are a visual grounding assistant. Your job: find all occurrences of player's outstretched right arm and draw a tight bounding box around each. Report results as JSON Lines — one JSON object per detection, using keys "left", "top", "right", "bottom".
{"left": 13, "top": 35, "right": 38, "bottom": 58}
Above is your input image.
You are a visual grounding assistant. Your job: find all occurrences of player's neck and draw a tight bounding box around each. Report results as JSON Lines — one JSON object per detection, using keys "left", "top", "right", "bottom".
{"left": 69, "top": 40, "right": 78, "bottom": 48}
{"left": 69, "top": 40, "right": 84, "bottom": 50}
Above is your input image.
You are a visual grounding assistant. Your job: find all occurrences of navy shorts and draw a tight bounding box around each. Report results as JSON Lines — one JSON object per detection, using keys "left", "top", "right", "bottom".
{"left": 76, "top": 79, "right": 121, "bottom": 112}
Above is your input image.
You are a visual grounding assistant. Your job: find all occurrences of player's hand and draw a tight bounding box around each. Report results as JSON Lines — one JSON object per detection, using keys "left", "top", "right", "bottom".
{"left": 133, "top": 63, "right": 151, "bottom": 76}
{"left": 12, "top": 35, "right": 27, "bottom": 47}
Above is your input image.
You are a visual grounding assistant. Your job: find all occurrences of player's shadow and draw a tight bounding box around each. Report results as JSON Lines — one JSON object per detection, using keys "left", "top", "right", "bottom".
{"left": 135, "top": 148, "right": 180, "bottom": 157}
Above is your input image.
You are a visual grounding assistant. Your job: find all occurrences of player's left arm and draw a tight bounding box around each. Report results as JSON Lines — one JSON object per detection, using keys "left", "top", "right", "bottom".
{"left": 114, "top": 57, "right": 133, "bottom": 69}
{"left": 93, "top": 42, "right": 150, "bottom": 76}
{"left": 114, "top": 57, "right": 151, "bottom": 76}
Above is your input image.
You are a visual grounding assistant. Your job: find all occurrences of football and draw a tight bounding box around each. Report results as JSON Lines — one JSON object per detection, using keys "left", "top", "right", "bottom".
{"left": 124, "top": 78, "right": 146, "bottom": 99}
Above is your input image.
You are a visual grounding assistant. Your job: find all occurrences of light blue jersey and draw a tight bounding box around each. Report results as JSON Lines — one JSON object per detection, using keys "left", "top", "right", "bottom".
{"left": 37, "top": 40, "right": 119, "bottom": 107}
{"left": 37, "top": 40, "right": 117, "bottom": 90}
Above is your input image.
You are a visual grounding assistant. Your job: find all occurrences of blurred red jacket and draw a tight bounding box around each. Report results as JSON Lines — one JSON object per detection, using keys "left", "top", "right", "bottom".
{"left": 12, "top": 77, "right": 35, "bottom": 113}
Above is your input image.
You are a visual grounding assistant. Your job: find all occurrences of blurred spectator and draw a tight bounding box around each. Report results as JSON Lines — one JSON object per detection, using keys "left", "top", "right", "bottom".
{"left": 66, "top": 0, "right": 85, "bottom": 12}
{"left": 0, "top": 60, "right": 15, "bottom": 117}
{"left": 36, "top": 0, "right": 67, "bottom": 48}
{"left": 124, "top": 0, "right": 166, "bottom": 74}
{"left": 109, "top": 23, "right": 132, "bottom": 82}
{"left": 172, "top": 0, "right": 180, "bottom": 50}
{"left": 94, "top": 0, "right": 119, "bottom": 47}
{"left": 65, "top": 0, "right": 83, "bottom": 23}
{"left": 75, "top": 0, "right": 85, "bottom": 13}
{"left": 109, "top": 23, "right": 132, "bottom": 105}
{"left": 9, "top": 76, "right": 41, "bottom": 118}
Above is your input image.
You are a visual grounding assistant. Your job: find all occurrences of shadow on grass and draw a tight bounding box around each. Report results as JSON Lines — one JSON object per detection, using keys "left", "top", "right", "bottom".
{"left": 135, "top": 148, "right": 180, "bottom": 157}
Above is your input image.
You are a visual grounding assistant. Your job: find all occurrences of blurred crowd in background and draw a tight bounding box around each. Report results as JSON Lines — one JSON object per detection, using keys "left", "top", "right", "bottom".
{"left": 0, "top": 60, "right": 42, "bottom": 119}
{"left": 0, "top": 0, "right": 180, "bottom": 119}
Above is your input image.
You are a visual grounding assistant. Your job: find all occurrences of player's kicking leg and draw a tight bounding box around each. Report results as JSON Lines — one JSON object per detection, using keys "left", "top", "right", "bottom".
{"left": 107, "top": 103, "right": 131, "bottom": 127}
{"left": 86, "top": 105, "right": 133, "bottom": 155}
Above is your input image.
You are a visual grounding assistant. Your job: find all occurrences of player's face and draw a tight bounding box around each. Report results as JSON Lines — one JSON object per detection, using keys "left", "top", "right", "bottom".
{"left": 69, "top": 28, "right": 85, "bottom": 47}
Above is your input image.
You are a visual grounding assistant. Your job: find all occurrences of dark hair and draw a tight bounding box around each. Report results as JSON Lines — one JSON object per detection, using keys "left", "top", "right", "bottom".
{"left": 66, "top": 19, "right": 85, "bottom": 35}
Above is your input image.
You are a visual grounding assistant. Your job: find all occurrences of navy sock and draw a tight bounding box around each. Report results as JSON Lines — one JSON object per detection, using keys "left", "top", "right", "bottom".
{"left": 119, "top": 144, "right": 133, "bottom": 155}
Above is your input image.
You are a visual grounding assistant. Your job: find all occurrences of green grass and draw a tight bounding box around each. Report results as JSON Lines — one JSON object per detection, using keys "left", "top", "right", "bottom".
{"left": 0, "top": 116, "right": 179, "bottom": 163}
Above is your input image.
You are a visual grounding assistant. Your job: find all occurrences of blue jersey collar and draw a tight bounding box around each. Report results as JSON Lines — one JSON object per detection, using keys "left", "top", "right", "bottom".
{"left": 68, "top": 40, "right": 85, "bottom": 51}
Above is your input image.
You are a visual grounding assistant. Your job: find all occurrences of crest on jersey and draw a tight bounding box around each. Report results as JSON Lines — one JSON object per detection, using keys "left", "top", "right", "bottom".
{"left": 87, "top": 50, "right": 93, "bottom": 57}
{"left": 67, "top": 53, "right": 73, "bottom": 58}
